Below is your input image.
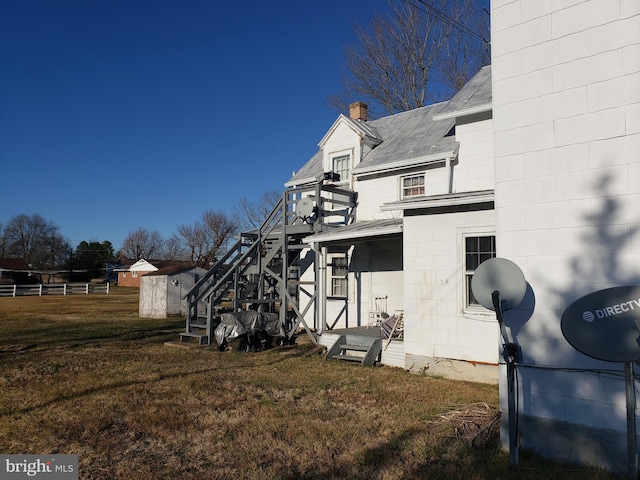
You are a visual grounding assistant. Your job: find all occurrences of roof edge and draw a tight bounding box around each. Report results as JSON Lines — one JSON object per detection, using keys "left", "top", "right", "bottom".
{"left": 432, "top": 102, "right": 492, "bottom": 121}
{"left": 380, "top": 189, "right": 494, "bottom": 211}
{"left": 353, "top": 149, "right": 458, "bottom": 177}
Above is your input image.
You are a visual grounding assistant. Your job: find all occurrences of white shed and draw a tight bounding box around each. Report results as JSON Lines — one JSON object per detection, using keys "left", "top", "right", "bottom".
{"left": 139, "top": 265, "right": 207, "bottom": 319}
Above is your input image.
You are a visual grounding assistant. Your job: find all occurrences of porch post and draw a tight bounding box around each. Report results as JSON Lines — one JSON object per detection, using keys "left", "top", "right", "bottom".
{"left": 320, "top": 245, "right": 328, "bottom": 333}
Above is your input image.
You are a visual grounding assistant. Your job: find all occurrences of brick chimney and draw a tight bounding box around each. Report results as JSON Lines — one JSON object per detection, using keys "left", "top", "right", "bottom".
{"left": 349, "top": 101, "right": 368, "bottom": 121}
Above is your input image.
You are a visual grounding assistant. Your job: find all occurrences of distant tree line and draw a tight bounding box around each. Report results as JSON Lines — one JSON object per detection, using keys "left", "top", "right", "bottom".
{"left": 121, "top": 189, "right": 281, "bottom": 268}
{"left": 0, "top": 189, "right": 281, "bottom": 277}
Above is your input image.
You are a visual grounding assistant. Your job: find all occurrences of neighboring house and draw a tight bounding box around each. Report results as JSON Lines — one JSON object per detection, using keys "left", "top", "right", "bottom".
{"left": 288, "top": 66, "right": 497, "bottom": 379}
{"left": 139, "top": 265, "right": 208, "bottom": 318}
{"left": 0, "top": 258, "right": 37, "bottom": 284}
{"left": 117, "top": 259, "right": 194, "bottom": 287}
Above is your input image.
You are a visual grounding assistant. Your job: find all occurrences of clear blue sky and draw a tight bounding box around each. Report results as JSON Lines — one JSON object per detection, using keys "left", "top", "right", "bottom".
{"left": 0, "top": 0, "right": 391, "bottom": 250}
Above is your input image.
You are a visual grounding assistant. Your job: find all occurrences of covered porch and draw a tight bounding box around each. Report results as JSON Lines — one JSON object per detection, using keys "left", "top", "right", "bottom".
{"left": 304, "top": 218, "right": 404, "bottom": 330}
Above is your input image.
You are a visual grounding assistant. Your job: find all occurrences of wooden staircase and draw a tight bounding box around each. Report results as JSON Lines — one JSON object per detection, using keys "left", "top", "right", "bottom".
{"left": 178, "top": 181, "right": 358, "bottom": 346}
{"left": 326, "top": 334, "right": 382, "bottom": 367}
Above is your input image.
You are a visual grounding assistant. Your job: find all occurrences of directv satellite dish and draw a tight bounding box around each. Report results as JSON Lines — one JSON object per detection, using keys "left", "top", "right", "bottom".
{"left": 561, "top": 285, "right": 640, "bottom": 363}
{"left": 471, "top": 258, "right": 527, "bottom": 312}
{"left": 296, "top": 197, "right": 316, "bottom": 223}
{"left": 561, "top": 285, "right": 640, "bottom": 479}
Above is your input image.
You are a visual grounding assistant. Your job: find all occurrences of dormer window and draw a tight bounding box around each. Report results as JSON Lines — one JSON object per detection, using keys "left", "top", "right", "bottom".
{"left": 332, "top": 154, "right": 350, "bottom": 184}
{"left": 401, "top": 173, "right": 426, "bottom": 198}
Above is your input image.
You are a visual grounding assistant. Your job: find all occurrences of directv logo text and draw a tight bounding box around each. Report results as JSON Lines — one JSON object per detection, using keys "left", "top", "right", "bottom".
{"left": 583, "top": 297, "right": 640, "bottom": 322}
{"left": 1, "top": 455, "right": 78, "bottom": 479}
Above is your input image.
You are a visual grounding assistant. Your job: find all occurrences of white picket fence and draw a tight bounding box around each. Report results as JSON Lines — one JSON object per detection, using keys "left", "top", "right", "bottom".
{"left": 0, "top": 283, "right": 110, "bottom": 297}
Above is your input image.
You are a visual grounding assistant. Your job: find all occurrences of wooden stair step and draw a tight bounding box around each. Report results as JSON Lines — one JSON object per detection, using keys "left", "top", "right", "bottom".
{"left": 332, "top": 353, "right": 364, "bottom": 362}
{"left": 340, "top": 343, "right": 370, "bottom": 352}
{"left": 188, "top": 323, "right": 207, "bottom": 329}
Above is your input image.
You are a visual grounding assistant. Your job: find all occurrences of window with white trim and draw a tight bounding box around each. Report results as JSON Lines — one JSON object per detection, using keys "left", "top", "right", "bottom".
{"left": 332, "top": 155, "right": 350, "bottom": 184}
{"left": 401, "top": 173, "right": 425, "bottom": 198}
{"left": 329, "top": 254, "right": 348, "bottom": 298}
{"left": 464, "top": 235, "right": 496, "bottom": 307}
{"left": 132, "top": 271, "right": 138, "bottom": 278}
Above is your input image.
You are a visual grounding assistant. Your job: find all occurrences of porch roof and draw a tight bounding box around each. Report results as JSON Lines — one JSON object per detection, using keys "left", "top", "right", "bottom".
{"left": 380, "top": 189, "right": 494, "bottom": 211}
{"left": 303, "top": 218, "right": 402, "bottom": 245}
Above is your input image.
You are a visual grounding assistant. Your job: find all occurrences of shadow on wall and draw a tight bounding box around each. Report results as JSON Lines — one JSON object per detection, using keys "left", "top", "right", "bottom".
{"left": 506, "top": 171, "right": 640, "bottom": 472}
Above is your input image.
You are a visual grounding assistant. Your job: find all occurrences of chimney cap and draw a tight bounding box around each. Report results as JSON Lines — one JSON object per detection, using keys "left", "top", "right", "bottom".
{"left": 349, "top": 101, "right": 368, "bottom": 121}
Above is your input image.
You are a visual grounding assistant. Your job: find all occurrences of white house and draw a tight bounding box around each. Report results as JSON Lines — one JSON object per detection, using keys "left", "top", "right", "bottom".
{"left": 288, "top": 66, "right": 499, "bottom": 380}
{"left": 284, "top": 0, "right": 639, "bottom": 472}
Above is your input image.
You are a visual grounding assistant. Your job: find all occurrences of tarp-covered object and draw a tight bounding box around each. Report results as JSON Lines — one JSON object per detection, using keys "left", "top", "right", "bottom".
{"left": 214, "top": 310, "right": 285, "bottom": 347}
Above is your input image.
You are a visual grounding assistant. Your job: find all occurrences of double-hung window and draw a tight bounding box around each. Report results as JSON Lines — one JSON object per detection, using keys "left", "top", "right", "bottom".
{"left": 464, "top": 235, "right": 496, "bottom": 308}
{"left": 330, "top": 254, "right": 349, "bottom": 298}
{"left": 332, "top": 155, "right": 350, "bottom": 184}
{"left": 401, "top": 173, "right": 426, "bottom": 198}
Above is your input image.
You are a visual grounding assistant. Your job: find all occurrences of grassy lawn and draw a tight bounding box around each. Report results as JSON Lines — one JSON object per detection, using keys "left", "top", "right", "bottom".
{"left": 0, "top": 288, "right": 619, "bottom": 479}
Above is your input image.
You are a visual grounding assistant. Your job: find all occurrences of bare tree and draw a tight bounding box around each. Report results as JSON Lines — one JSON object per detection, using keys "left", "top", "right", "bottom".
{"left": 234, "top": 189, "right": 282, "bottom": 232}
{"left": 176, "top": 210, "right": 237, "bottom": 267}
{"left": 2, "top": 213, "right": 69, "bottom": 268}
{"left": 0, "top": 222, "right": 5, "bottom": 258}
{"left": 120, "top": 228, "right": 164, "bottom": 261}
{"left": 328, "top": 0, "right": 490, "bottom": 117}
{"left": 163, "top": 234, "right": 190, "bottom": 261}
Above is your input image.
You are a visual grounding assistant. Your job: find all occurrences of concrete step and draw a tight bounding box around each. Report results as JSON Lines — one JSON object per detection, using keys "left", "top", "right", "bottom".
{"left": 179, "top": 332, "right": 209, "bottom": 345}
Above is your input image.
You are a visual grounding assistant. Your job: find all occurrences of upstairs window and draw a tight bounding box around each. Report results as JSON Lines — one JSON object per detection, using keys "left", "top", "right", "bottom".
{"left": 332, "top": 155, "right": 350, "bottom": 184}
{"left": 464, "top": 235, "right": 496, "bottom": 307}
{"left": 401, "top": 173, "right": 425, "bottom": 198}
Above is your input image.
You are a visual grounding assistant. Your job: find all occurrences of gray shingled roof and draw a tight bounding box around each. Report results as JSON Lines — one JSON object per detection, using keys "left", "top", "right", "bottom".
{"left": 287, "top": 150, "right": 323, "bottom": 186}
{"left": 434, "top": 65, "right": 492, "bottom": 118}
{"left": 303, "top": 218, "right": 402, "bottom": 244}
{"left": 354, "top": 102, "right": 456, "bottom": 172}
{"left": 286, "top": 66, "right": 492, "bottom": 185}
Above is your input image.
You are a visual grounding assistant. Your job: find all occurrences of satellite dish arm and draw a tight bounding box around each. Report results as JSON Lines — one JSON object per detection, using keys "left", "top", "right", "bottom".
{"left": 493, "top": 290, "right": 522, "bottom": 364}
{"left": 492, "top": 290, "right": 504, "bottom": 323}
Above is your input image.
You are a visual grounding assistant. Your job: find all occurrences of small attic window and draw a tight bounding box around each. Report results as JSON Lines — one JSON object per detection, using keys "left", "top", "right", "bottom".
{"left": 401, "top": 173, "right": 425, "bottom": 198}
{"left": 332, "top": 154, "right": 350, "bottom": 184}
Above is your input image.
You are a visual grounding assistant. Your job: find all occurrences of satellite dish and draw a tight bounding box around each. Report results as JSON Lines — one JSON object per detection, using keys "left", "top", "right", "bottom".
{"left": 471, "top": 258, "right": 527, "bottom": 312}
{"left": 296, "top": 197, "right": 316, "bottom": 223}
{"left": 471, "top": 257, "right": 526, "bottom": 467}
{"left": 561, "top": 285, "right": 640, "bottom": 362}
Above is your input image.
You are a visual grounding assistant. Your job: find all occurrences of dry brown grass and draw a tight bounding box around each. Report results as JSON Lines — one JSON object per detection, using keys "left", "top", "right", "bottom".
{"left": 0, "top": 288, "right": 620, "bottom": 479}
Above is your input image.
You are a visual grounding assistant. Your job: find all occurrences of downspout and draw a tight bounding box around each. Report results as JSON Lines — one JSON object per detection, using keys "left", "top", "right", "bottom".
{"left": 446, "top": 155, "right": 453, "bottom": 193}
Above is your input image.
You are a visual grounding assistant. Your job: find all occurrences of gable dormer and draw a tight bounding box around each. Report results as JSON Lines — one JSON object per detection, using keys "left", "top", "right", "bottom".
{"left": 318, "top": 102, "right": 382, "bottom": 189}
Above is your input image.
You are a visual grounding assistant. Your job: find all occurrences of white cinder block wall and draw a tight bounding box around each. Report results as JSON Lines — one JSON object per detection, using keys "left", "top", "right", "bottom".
{"left": 492, "top": 0, "right": 640, "bottom": 472}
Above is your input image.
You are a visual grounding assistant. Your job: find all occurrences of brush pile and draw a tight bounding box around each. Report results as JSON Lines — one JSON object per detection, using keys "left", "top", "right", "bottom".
{"left": 431, "top": 402, "right": 501, "bottom": 448}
